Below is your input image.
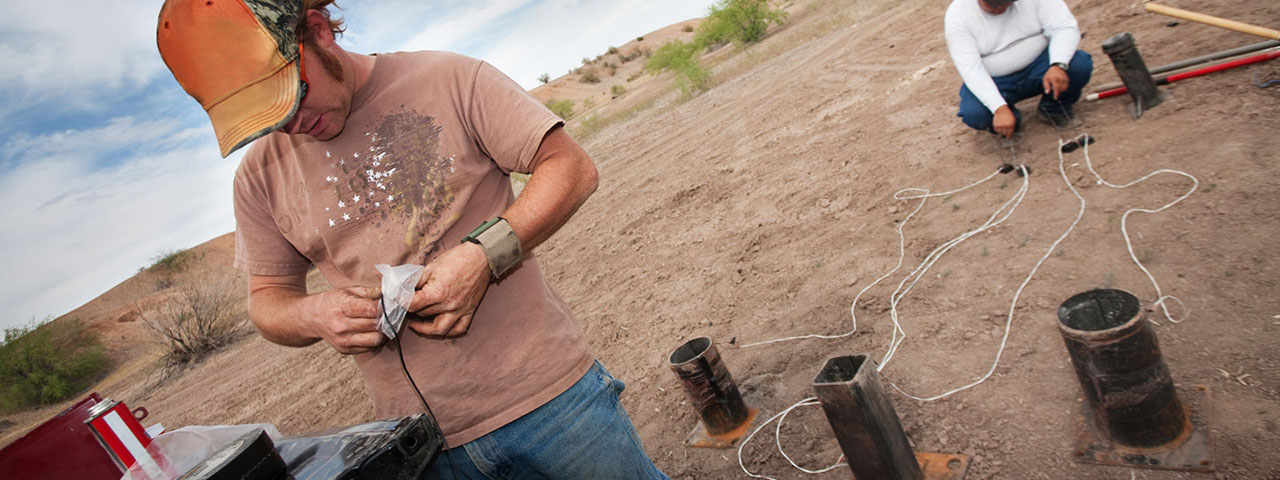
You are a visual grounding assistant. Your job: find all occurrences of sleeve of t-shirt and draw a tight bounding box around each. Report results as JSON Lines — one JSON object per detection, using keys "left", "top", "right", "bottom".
{"left": 945, "top": 5, "right": 1007, "bottom": 113}
{"left": 1038, "top": 0, "right": 1081, "bottom": 66}
{"left": 464, "top": 61, "right": 564, "bottom": 175}
{"left": 231, "top": 154, "right": 311, "bottom": 276}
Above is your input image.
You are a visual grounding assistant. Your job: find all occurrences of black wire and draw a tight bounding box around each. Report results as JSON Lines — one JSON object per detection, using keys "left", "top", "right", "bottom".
{"left": 382, "top": 297, "right": 458, "bottom": 478}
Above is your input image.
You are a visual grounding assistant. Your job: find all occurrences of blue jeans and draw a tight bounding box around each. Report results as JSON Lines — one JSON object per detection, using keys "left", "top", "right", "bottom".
{"left": 425, "top": 361, "right": 669, "bottom": 480}
{"left": 957, "top": 48, "right": 1093, "bottom": 132}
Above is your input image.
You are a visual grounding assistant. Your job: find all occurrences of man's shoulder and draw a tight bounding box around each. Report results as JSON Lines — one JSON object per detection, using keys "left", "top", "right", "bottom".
{"left": 944, "top": 0, "right": 972, "bottom": 25}
{"left": 235, "top": 132, "right": 296, "bottom": 183}
{"left": 378, "top": 50, "right": 485, "bottom": 77}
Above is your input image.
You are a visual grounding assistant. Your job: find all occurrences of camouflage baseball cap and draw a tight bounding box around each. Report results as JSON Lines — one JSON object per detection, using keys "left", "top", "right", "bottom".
{"left": 157, "top": 0, "right": 305, "bottom": 157}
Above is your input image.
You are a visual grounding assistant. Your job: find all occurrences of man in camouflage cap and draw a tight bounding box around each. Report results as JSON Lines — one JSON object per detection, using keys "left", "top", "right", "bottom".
{"left": 157, "top": 0, "right": 668, "bottom": 477}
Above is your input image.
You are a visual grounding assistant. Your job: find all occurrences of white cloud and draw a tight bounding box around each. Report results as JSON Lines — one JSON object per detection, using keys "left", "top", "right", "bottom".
{"left": 0, "top": 0, "right": 167, "bottom": 116}
{"left": 342, "top": 0, "right": 716, "bottom": 88}
{"left": 0, "top": 120, "right": 237, "bottom": 330}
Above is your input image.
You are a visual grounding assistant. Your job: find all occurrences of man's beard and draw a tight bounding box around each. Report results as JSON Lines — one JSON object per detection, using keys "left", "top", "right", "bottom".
{"left": 314, "top": 43, "right": 345, "bottom": 81}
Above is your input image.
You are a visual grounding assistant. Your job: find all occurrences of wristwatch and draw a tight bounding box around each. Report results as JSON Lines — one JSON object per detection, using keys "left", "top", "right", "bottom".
{"left": 1051, "top": 62, "right": 1069, "bottom": 71}
{"left": 462, "top": 217, "right": 523, "bottom": 279}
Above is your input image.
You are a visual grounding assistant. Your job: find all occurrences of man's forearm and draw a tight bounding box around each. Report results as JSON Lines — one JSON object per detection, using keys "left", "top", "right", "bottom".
{"left": 248, "top": 274, "right": 323, "bottom": 347}
{"left": 502, "top": 128, "right": 599, "bottom": 252}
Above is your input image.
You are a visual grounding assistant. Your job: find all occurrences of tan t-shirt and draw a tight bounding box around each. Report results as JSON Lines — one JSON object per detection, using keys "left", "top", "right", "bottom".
{"left": 232, "top": 51, "right": 594, "bottom": 446}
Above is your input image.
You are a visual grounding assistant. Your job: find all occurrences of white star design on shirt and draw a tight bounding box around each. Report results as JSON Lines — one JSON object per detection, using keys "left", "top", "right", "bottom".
{"left": 328, "top": 219, "right": 335, "bottom": 227}
{"left": 338, "top": 201, "right": 346, "bottom": 208}
{"left": 353, "top": 195, "right": 360, "bottom": 203}
{"left": 387, "top": 195, "right": 394, "bottom": 202}
{"left": 343, "top": 213, "right": 351, "bottom": 221}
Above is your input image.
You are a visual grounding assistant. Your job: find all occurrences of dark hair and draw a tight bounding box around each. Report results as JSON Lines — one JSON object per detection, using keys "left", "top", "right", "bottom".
{"left": 298, "top": 0, "right": 346, "bottom": 38}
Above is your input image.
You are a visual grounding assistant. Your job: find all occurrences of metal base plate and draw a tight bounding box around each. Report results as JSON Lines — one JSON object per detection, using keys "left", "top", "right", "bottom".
{"left": 916, "top": 451, "right": 970, "bottom": 479}
{"left": 1072, "top": 384, "right": 1213, "bottom": 472}
{"left": 684, "top": 408, "right": 760, "bottom": 449}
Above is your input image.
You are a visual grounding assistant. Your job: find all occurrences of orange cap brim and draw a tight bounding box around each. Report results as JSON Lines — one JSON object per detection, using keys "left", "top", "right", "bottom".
{"left": 206, "top": 60, "right": 302, "bottom": 158}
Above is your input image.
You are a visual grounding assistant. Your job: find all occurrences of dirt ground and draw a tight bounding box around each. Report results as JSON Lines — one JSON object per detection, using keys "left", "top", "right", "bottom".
{"left": 5, "top": 0, "right": 1279, "bottom": 478}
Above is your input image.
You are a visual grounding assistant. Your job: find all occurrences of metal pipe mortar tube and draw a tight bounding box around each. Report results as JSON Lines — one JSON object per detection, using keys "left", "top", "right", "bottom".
{"left": 813, "top": 355, "right": 923, "bottom": 480}
{"left": 668, "top": 337, "right": 750, "bottom": 435}
{"left": 1057, "top": 289, "right": 1189, "bottom": 449}
{"left": 1102, "top": 33, "right": 1165, "bottom": 117}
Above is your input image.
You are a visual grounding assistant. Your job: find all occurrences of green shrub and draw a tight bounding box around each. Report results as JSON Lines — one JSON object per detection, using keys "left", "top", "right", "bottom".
{"left": 695, "top": 0, "right": 788, "bottom": 48}
{"left": 0, "top": 319, "right": 109, "bottom": 412}
{"left": 537, "top": 73, "right": 550, "bottom": 84}
{"left": 611, "top": 84, "right": 627, "bottom": 98}
{"left": 645, "top": 40, "right": 710, "bottom": 95}
{"left": 583, "top": 97, "right": 597, "bottom": 110}
{"left": 682, "top": 24, "right": 695, "bottom": 33}
{"left": 607, "top": 46, "right": 619, "bottom": 55}
{"left": 580, "top": 70, "right": 601, "bottom": 84}
{"left": 544, "top": 99, "right": 574, "bottom": 119}
{"left": 145, "top": 248, "right": 192, "bottom": 273}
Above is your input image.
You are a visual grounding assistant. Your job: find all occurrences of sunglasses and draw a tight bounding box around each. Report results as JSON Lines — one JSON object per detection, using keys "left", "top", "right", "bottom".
{"left": 298, "top": 41, "right": 310, "bottom": 102}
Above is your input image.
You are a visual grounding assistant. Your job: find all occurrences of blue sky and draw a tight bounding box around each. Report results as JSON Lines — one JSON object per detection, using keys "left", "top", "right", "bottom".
{"left": 0, "top": 0, "right": 716, "bottom": 332}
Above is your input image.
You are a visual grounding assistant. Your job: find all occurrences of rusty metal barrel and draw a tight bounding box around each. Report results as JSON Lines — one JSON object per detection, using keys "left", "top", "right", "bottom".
{"left": 1057, "top": 289, "right": 1189, "bottom": 449}
{"left": 813, "top": 355, "right": 923, "bottom": 480}
{"left": 1102, "top": 33, "right": 1166, "bottom": 117}
{"left": 668, "top": 337, "right": 750, "bottom": 436}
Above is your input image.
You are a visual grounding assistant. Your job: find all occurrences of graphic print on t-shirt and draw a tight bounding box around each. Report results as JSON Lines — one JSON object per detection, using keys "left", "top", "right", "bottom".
{"left": 320, "top": 108, "right": 458, "bottom": 260}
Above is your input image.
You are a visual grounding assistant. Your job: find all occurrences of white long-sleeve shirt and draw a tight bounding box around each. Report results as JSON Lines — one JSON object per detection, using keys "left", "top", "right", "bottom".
{"left": 944, "top": 0, "right": 1081, "bottom": 113}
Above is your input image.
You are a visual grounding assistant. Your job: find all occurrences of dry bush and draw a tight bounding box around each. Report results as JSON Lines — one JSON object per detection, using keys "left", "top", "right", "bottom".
{"left": 619, "top": 48, "right": 642, "bottom": 63}
{"left": 139, "top": 267, "right": 248, "bottom": 373}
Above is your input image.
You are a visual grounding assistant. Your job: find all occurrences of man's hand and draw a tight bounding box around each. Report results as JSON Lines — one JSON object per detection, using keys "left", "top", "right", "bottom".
{"left": 406, "top": 243, "right": 492, "bottom": 337}
{"left": 297, "top": 286, "right": 385, "bottom": 354}
{"left": 1043, "top": 65, "right": 1070, "bottom": 100}
{"left": 992, "top": 105, "right": 1017, "bottom": 138}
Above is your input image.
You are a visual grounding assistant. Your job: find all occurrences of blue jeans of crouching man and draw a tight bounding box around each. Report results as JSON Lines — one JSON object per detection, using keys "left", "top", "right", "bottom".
{"left": 426, "top": 361, "right": 669, "bottom": 479}
{"left": 957, "top": 48, "right": 1093, "bottom": 133}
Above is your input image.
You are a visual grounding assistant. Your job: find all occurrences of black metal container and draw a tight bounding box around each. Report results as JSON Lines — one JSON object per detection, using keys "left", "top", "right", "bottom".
{"left": 813, "top": 355, "right": 923, "bottom": 480}
{"left": 1057, "top": 289, "right": 1188, "bottom": 449}
{"left": 668, "top": 337, "right": 750, "bottom": 436}
{"left": 1101, "top": 33, "right": 1166, "bottom": 117}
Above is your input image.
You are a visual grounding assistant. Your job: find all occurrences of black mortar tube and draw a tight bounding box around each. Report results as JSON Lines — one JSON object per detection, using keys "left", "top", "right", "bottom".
{"left": 1102, "top": 33, "right": 1166, "bottom": 117}
{"left": 1057, "top": 289, "right": 1189, "bottom": 449}
{"left": 813, "top": 355, "right": 923, "bottom": 480}
{"left": 669, "top": 337, "right": 750, "bottom": 435}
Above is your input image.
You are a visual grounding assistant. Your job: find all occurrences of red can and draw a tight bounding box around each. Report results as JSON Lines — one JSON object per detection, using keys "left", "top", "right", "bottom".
{"left": 85, "top": 398, "right": 153, "bottom": 471}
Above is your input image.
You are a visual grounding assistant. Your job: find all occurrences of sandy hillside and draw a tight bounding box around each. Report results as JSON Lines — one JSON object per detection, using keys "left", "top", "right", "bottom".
{"left": 5, "top": 0, "right": 1280, "bottom": 478}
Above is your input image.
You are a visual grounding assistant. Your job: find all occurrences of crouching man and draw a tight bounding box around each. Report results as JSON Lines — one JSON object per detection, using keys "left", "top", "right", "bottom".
{"left": 945, "top": 0, "right": 1093, "bottom": 139}
{"left": 155, "top": 0, "right": 669, "bottom": 478}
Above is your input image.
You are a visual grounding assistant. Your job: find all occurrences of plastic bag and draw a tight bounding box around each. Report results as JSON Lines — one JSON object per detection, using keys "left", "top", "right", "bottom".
{"left": 375, "top": 263, "right": 424, "bottom": 340}
{"left": 119, "top": 423, "right": 281, "bottom": 480}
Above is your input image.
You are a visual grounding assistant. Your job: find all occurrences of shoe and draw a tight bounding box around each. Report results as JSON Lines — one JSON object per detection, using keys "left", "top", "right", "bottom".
{"left": 1038, "top": 107, "right": 1082, "bottom": 130}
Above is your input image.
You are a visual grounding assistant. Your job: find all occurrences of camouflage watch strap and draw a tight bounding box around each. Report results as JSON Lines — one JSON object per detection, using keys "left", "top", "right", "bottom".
{"left": 464, "top": 217, "right": 522, "bottom": 279}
